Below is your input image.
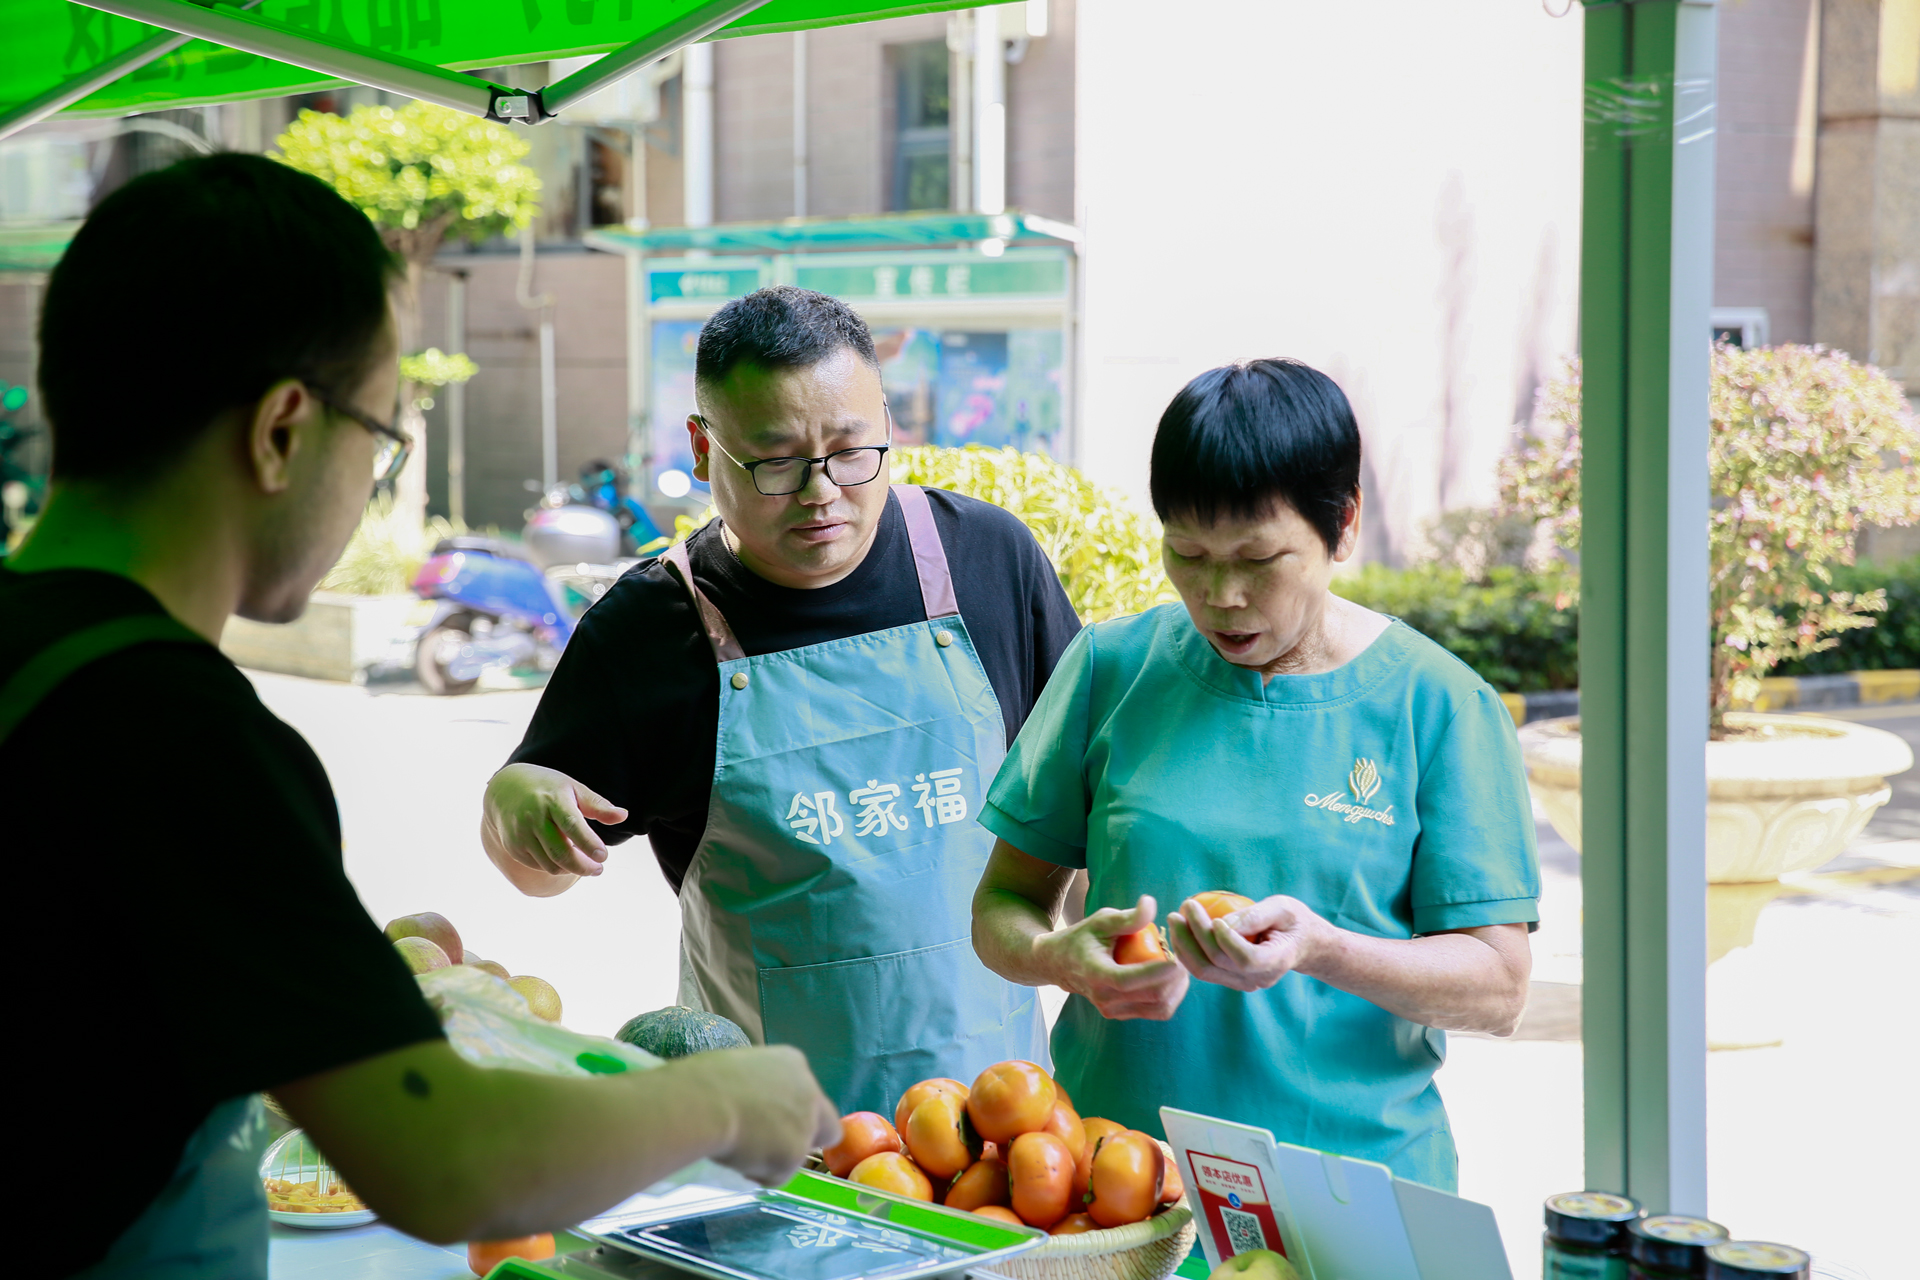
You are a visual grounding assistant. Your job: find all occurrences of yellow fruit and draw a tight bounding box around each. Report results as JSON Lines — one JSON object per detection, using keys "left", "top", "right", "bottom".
{"left": 393, "top": 936, "right": 450, "bottom": 974}
{"left": 508, "top": 975, "right": 562, "bottom": 1021}
{"left": 1208, "top": 1249, "right": 1300, "bottom": 1280}
{"left": 385, "top": 912, "right": 463, "bottom": 964}
{"left": 464, "top": 956, "right": 511, "bottom": 980}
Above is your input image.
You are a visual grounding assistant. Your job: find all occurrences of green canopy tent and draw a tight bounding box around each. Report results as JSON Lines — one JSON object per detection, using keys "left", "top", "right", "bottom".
{"left": 0, "top": 0, "right": 1720, "bottom": 1222}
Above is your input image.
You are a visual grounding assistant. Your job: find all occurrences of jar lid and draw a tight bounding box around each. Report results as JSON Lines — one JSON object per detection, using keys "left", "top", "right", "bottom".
{"left": 1545, "top": 1191, "right": 1642, "bottom": 1248}
{"left": 1705, "top": 1242, "right": 1812, "bottom": 1279}
{"left": 1630, "top": 1216, "right": 1730, "bottom": 1273}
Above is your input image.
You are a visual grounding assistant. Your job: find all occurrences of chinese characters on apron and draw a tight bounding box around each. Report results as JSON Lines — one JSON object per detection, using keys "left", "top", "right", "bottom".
{"left": 664, "top": 485, "right": 1047, "bottom": 1113}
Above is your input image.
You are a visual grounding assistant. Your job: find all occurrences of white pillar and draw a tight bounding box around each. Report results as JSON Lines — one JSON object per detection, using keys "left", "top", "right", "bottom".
{"left": 446, "top": 269, "right": 467, "bottom": 527}
{"left": 684, "top": 41, "right": 715, "bottom": 227}
{"left": 792, "top": 30, "right": 809, "bottom": 218}
{"left": 948, "top": 11, "right": 973, "bottom": 212}
{"left": 973, "top": 7, "right": 1005, "bottom": 215}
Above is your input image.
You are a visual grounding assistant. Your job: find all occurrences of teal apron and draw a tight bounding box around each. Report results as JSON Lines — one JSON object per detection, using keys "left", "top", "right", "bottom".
{"left": 78, "top": 1095, "right": 272, "bottom": 1279}
{"left": 664, "top": 484, "right": 1047, "bottom": 1114}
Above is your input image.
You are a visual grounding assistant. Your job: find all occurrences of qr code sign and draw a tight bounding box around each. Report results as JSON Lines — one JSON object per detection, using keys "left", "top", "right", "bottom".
{"left": 1221, "top": 1206, "right": 1267, "bottom": 1255}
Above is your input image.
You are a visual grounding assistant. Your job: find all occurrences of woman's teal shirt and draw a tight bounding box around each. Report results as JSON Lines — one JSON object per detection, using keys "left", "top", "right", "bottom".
{"left": 979, "top": 604, "right": 1540, "bottom": 1191}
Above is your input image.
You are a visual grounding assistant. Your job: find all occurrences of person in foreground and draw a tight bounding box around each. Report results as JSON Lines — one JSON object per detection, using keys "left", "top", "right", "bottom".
{"left": 2, "top": 155, "right": 837, "bottom": 1280}
{"left": 970, "top": 358, "right": 1540, "bottom": 1190}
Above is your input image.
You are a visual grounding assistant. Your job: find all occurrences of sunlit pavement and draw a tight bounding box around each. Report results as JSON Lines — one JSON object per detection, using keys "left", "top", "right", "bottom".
{"left": 249, "top": 671, "right": 1918, "bottom": 1280}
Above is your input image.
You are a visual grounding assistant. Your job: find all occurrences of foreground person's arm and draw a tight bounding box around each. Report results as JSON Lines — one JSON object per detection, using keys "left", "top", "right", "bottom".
{"left": 1167, "top": 897, "right": 1531, "bottom": 1035}
{"left": 972, "top": 840, "right": 1190, "bottom": 1020}
{"left": 276, "top": 1039, "right": 840, "bottom": 1244}
{"left": 482, "top": 763, "right": 628, "bottom": 895}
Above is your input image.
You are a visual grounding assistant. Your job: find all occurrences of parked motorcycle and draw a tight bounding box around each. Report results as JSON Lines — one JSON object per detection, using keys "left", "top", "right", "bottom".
{"left": 410, "top": 501, "right": 636, "bottom": 695}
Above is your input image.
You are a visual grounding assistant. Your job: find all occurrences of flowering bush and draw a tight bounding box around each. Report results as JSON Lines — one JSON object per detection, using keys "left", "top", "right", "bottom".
{"left": 1499, "top": 345, "right": 1920, "bottom": 727}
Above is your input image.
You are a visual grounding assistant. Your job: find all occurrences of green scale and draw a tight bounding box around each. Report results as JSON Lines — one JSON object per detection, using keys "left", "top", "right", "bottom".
{"left": 485, "top": 1171, "right": 1045, "bottom": 1280}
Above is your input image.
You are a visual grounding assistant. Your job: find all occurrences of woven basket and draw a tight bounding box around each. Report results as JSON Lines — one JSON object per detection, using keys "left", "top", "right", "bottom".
{"left": 989, "top": 1199, "right": 1195, "bottom": 1280}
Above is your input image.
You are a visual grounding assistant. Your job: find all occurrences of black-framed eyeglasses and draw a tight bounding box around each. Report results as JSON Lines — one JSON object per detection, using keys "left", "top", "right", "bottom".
{"left": 694, "top": 406, "right": 893, "bottom": 497}
{"left": 312, "top": 387, "right": 414, "bottom": 484}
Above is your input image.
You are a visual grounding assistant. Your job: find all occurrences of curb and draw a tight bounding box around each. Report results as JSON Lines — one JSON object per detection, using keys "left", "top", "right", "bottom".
{"left": 1496, "top": 669, "right": 1920, "bottom": 728}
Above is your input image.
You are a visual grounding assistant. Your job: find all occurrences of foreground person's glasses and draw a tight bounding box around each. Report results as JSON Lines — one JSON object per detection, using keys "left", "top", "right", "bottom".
{"left": 695, "top": 406, "right": 894, "bottom": 497}
{"left": 312, "top": 387, "right": 414, "bottom": 483}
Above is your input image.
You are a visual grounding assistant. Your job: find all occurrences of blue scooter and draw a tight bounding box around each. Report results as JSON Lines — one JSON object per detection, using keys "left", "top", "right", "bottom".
{"left": 409, "top": 537, "right": 579, "bottom": 695}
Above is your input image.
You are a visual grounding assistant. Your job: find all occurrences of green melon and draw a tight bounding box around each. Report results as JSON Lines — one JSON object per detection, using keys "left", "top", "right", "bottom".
{"left": 616, "top": 1006, "right": 750, "bottom": 1058}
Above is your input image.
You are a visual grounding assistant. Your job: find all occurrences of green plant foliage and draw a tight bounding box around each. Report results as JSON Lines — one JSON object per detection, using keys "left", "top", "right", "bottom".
{"left": 318, "top": 492, "right": 469, "bottom": 596}
{"left": 1774, "top": 557, "right": 1920, "bottom": 674}
{"left": 272, "top": 102, "right": 541, "bottom": 265}
{"left": 400, "top": 348, "right": 478, "bottom": 387}
{"left": 891, "top": 445, "right": 1178, "bottom": 622}
{"left": 1332, "top": 563, "right": 1580, "bottom": 693}
{"left": 670, "top": 446, "right": 1178, "bottom": 623}
{"left": 1499, "top": 344, "right": 1920, "bottom": 723}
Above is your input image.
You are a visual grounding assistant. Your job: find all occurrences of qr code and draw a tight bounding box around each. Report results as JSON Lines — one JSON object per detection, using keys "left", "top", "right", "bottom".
{"left": 1221, "top": 1206, "right": 1267, "bottom": 1255}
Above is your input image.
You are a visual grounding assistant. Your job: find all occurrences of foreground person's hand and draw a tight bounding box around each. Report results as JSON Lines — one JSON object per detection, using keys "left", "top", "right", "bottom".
{"left": 1168, "top": 894, "right": 1329, "bottom": 992}
{"left": 1033, "top": 895, "right": 1190, "bottom": 1021}
{"left": 482, "top": 763, "right": 628, "bottom": 880}
{"left": 689, "top": 1046, "right": 845, "bottom": 1185}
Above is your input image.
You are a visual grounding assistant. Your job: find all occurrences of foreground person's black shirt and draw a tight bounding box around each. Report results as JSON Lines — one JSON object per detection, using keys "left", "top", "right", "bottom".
{"left": 0, "top": 567, "right": 445, "bottom": 1276}
{"left": 509, "top": 487, "right": 1085, "bottom": 891}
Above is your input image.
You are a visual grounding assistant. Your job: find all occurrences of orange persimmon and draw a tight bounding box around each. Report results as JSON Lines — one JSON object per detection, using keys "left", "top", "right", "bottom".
{"left": 972, "top": 1205, "right": 1026, "bottom": 1226}
{"left": 1050, "top": 1213, "right": 1100, "bottom": 1236}
{"left": 1043, "top": 1097, "right": 1086, "bottom": 1163}
{"left": 823, "top": 1111, "right": 903, "bottom": 1178}
{"left": 967, "top": 1061, "right": 1058, "bottom": 1145}
{"left": 1008, "top": 1131, "right": 1076, "bottom": 1229}
{"left": 904, "top": 1090, "right": 980, "bottom": 1179}
{"left": 1073, "top": 1118, "right": 1127, "bottom": 1202}
{"left": 1112, "top": 925, "right": 1169, "bottom": 966}
{"left": 848, "top": 1151, "right": 933, "bottom": 1201}
{"left": 944, "top": 1155, "right": 1011, "bottom": 1211}
{"left": 467, "top": 1235, "right": 555, "bottom": 1276}
{"left": 1086, "top": 1130, "right": 1165, "bottom": 1227}
{"left": 893, "top": 1077, "right": 969, "bottom": 1134}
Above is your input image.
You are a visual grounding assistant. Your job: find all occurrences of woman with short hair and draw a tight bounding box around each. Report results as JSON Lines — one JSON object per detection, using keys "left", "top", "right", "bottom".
{"left": 970, "top": 358, "right": 1540, "bottom": 1190}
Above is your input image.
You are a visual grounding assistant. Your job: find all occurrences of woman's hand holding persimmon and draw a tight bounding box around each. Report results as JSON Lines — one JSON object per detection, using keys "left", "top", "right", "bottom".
{"left": 1033, "top": 895, "right": 1190, "bottom": 1021}
{"left": 1167, "top": 894, "right": 1332, "bottom": 992}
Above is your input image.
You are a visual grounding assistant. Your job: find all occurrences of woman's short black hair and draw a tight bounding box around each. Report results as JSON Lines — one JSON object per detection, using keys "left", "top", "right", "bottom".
{"left": 695, "top": 285, "right": 880, "bottom": 391}
{"left": 1149, "top": 358, "right": 1362, "bottom": 554}
{"left": 38, "top": 152, "right": 398, "bottom": 481}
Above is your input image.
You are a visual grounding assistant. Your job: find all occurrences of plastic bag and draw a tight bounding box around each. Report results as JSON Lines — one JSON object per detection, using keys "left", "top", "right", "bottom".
{"left": 417, "top": 966, "right": 662, "bottom": 1077}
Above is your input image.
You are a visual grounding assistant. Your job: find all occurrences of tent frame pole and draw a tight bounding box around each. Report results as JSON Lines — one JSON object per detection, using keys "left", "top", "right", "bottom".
{"left": 540, "top": 0, "right": 771, "bottom": 117}
{"left": 67, "top": 0, "right": 512, "bottom": 118}
{"left": 0, "top": 0, "right": 259, "bottom": 143}
{"left": 1578, "top": 0, "right": 1714, "bottom": 1216}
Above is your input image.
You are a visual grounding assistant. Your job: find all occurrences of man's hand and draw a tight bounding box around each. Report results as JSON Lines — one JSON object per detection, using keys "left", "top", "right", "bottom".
{"left": 482, "top": 763, "right": 628, "bottom": 889}
{"left": 689, "top": 1046, "right": 846, "bottom": 1185}
{"left": 1166, "top": 894, "right": 1329, "bottom": 993}
{"left": 1033, "top": 895, "right": 1191, "bottom": 1021}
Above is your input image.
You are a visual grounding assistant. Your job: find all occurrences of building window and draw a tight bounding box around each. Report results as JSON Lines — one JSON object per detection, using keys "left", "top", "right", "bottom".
{"left": 889, "top": 41, "right": 951, "bottom": 212}
{"left": 1710, "top": 307, "right": 1770, "bottom": 348}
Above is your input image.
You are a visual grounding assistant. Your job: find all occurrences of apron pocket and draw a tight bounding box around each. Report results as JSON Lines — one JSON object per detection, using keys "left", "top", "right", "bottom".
{"left": 758, "top": 938, "right": 1040, "bottom": 1115}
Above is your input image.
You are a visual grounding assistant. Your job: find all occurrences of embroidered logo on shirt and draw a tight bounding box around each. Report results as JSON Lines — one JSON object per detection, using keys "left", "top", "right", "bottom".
{"left": 1303, "top": 756, "right": 1395, "bottom": 825}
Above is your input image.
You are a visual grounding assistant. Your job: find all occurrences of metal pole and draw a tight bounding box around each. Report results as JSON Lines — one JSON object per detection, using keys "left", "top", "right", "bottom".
{"left": 626, "top": 247, "right": 650, "bottom": 495}
{"left": 792, "top": 30, "right": 809, "bottom": 218}
{"left": 67, "top": 0, "right": 505, "bottom": 117}
{"left": 683, "top": 42, "right": 716, "bottom": 227}
{"left": 973, "top": 4, "right": 1005, "bottom": 215}
{"left": 1579, "top": 0, "right": 1715, "bottom": 1216}
{"left": 540, "top": 0, "right": 768, "bottom": 116}
{"left": 540, "top": 315, "right": 559, "bottom": 489}
{"left": 949, "top": 11, "right": 974, "bottom": 213}
{"left": 446, "top": 270, "right": 468, "bottom": 527}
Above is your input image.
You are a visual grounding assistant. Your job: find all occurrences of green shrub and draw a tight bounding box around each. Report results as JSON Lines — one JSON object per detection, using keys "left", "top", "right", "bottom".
{"left": 318, "top": 492, "right": 469, "bottom": 596}
{"left": 1332, "top": 562, "right": 1579, "bottom": 693}
{"left": 1773, "top": 557, "right": 1920, "bottom": 674}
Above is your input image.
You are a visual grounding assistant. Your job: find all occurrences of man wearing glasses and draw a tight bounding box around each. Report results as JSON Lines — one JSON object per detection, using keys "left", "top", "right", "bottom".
{"left": 4, "top": 158, "right": 837, "bottom": 1277}
{"left": 484, "top": 286, "right": 1083, "bottom": 1113}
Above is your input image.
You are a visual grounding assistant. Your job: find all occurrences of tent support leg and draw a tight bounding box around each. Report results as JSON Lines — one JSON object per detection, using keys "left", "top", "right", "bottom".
{"left": 1579, "top": 0, "right": 1715, "bottom": 1215}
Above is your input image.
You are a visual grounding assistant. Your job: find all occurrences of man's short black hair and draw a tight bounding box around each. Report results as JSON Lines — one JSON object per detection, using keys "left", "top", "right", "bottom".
{"left": 38, "top": 153, "right": 398, "bottom": 481}
{"left": 695, "top": 285, "right": 880, "bottom": 392}
{"left": 1149, "top": 358, "right": 1363, "bottom": 554}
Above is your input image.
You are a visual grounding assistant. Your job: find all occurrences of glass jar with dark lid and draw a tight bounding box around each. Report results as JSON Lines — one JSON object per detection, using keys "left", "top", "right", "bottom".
{"left": 1704, "top": 1242, "right": 1811, "bottom": 1280}
{"left": 1627, "top": 1215, "right": 1730, "bottom": 1276}
{"left": 1544, "top": 1192, "right": 1642, "bottom": 1280}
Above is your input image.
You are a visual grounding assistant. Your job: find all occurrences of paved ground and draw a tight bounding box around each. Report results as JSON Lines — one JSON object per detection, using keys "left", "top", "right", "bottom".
{"left": 248, "top": 671, "right": 1918, "bottom": 1280}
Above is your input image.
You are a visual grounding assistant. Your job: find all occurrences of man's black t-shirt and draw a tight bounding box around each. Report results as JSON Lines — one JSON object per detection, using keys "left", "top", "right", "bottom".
{"left": 509, "top": 487, "right": 1084, "bottom": 891}
{"left": 0, "top": 567, "right": 445, "bottom": 1276}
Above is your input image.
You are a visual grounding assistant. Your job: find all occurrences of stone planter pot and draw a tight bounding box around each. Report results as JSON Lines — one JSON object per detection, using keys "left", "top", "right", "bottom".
{"left": 1516, "top": 712, "right": 1913, "bottom": 883}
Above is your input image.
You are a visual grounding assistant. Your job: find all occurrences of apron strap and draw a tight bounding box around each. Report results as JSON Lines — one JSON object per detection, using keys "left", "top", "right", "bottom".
{"left": 892, "top": 484, "right": 960, "bottom": 620}
{"left": 663, "top": 540, "right": 746, "bottom": 663}
{"left": 0, "top": 613, "right": 204, "bottom": 748}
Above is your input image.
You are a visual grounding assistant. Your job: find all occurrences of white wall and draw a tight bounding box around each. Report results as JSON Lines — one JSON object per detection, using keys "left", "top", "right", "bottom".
{"left": 1074, "top": 0, "right": 1584, "bottom": 562}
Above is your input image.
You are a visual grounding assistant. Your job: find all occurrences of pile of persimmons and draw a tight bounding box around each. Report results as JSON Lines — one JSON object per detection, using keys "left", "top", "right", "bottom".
{"left": 821, "top": 1059, "right": 1183, "bottom": 1234}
